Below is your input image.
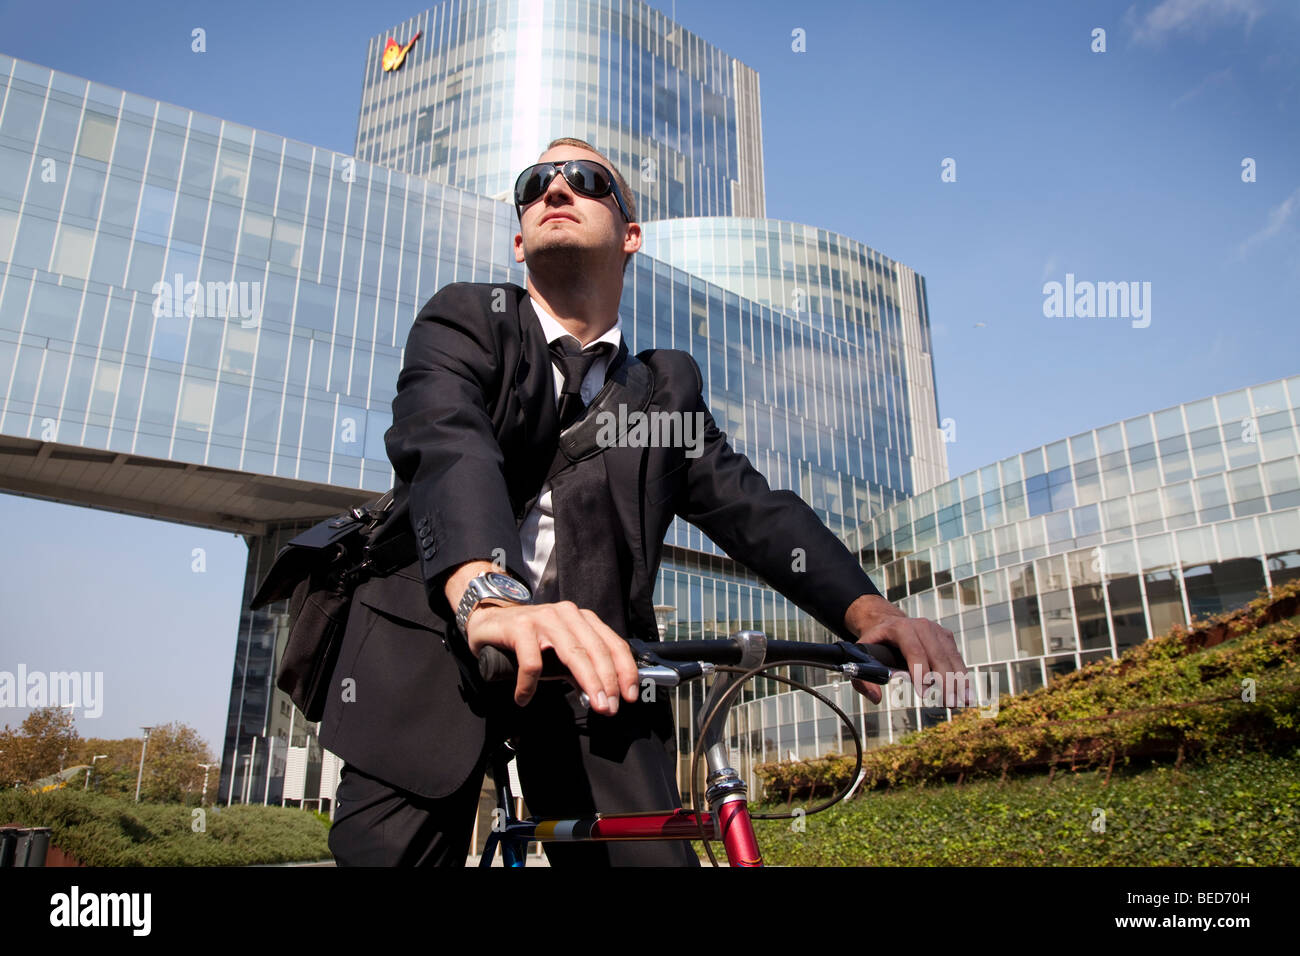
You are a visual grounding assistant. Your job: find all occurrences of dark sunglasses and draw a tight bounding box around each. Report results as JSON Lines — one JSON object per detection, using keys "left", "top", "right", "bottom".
{"left": 514, "top": 159, "right": 632, "bottom": 222}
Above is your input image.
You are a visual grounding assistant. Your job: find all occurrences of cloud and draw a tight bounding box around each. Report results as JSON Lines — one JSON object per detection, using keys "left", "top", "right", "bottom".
{"left": 1171, "top": 67, "right": 1233, "bottom": 107}
{"left": 1127, "top": 0, "right": 1266, "bottom": 45}
{"left": 1040, "top": 255, "right": 1059, "bottom": 283}
{"left": 1238, "top": 185, "right": 1300, "bottom": 256}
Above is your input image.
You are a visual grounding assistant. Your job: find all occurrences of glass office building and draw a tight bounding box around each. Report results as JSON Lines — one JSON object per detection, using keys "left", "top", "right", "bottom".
{"left": 355, "top": 0, "right": 766, "bottom": 222}
{"left": 710, "top": 378, "right": 1300, "bottom": 795}
{"left": 865, "top": 377, "right": 1300, "bottom": 682}
{"left": 641, "top": 218, "right": 947, "bottom": 495}
{"left": 0, "top": 1, "right": 944, "bottom": 810}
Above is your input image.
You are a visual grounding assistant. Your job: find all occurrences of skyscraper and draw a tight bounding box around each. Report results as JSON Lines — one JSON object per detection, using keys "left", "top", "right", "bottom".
{"left": 0, "top": 0, "right": 945, "bottom": 808}
{"left": 354, "top": 1, "right": 766, "bottom": 221}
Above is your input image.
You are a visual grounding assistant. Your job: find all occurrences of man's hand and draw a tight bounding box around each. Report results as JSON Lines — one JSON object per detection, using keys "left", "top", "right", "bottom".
{"left": 444, "top": 560, "right": 639, "bottom": 714}
{"left": 464, "top": 602, "right": 640, "bottom": 714}
{"left": 844, "top": 593, "right": 971, "bottom": 708}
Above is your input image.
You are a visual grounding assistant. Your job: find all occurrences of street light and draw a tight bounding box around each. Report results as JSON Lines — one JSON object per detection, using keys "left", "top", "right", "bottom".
{"left": 134, "top": 726, "right": 153, "bottom": 803}
{"left": 197, "top": 763, "right": 213, "bottom": 806}
{"left": 654, "top": 605, "right": 676, "bottom": 640}
{"left": 84, "top": 754, "right": 108, "bottom": 791}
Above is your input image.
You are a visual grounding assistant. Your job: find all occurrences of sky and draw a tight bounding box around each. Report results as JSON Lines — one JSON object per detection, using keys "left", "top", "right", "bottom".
{"left": 0, "top": 0, "right": 1297, "bottom": 754}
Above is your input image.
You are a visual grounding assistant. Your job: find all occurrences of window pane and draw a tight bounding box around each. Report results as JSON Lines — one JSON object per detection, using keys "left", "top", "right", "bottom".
{"left": 77, "top": 110, "right": 117, "bottom": 162}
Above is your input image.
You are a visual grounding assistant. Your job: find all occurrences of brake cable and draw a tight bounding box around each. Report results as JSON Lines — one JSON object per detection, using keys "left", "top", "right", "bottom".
{"left": 684, "top": 660, "right": 867, "bottom": 867}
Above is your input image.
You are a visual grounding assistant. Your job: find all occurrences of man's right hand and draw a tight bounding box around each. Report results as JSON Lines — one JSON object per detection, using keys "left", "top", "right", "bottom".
{"left": 464, "top": 601, "right": 640, "bottom": 715}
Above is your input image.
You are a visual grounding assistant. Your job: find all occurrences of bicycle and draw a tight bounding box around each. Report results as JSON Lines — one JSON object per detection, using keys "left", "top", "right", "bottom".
{"left": 474, "top": 631, "right": 902, "bottom": 867}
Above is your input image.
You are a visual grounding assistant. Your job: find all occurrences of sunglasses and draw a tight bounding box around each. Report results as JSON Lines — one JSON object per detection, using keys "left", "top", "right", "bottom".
{"left": 514, "top": 159, "right": 632, "bottom": 222}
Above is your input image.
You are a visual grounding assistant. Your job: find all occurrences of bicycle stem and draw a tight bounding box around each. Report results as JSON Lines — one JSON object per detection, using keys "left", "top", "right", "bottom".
{"left": 698, "top": 630, "right": 765, "bottom": 803}
{"left": 694, "top": 630, "right": 765, "bottom": 866}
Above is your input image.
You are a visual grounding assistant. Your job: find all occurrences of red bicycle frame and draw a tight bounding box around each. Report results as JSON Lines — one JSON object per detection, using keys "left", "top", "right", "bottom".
{"left": 477, "top": 630, "right": 893, "bottom": 867}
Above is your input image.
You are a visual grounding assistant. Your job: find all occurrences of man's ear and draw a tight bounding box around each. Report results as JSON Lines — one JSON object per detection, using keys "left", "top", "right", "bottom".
{"left": 623, "top": 222, "right": 642, "bottom": 255}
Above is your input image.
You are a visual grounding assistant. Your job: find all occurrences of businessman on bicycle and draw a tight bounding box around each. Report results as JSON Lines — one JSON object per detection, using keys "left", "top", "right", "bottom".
{"left": 319, "top": 137, "right": 968, "bottom": 866}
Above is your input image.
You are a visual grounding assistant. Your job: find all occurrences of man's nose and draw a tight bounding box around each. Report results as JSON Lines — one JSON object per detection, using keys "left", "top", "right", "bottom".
{"left": 543, "top": 171, "right": 575, "bottom": 204}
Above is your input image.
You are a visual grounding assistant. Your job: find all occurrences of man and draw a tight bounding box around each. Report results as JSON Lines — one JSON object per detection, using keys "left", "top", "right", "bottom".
{"left": 320, "top": 138, "right": 968, "bottom": 866}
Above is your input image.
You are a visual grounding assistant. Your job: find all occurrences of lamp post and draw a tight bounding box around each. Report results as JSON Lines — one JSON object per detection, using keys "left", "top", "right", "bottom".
{"left": 262, "top": 736, "right": 274, "bottom": 805}
{"left": 653, "top": 605, "right": 676, "bottom": 640}
{"left": 134, "top": 726, "right": 153, "bottom": 803}
{"left": 197, "top": 763, "right": 213, "bottom": 806}
{"left": 84, "top": 754, "right": 108, "bottom": 791}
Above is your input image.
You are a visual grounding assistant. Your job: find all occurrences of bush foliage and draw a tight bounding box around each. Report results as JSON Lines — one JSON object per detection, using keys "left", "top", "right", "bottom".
{"left": 0, "top": 789, "right": 330, "bottom": 866}
{"left": 753, "top": 745, "right": 1300, "bottom": 866}
{"left": 757, "top": 579, "right": 1300, "bottom": 801}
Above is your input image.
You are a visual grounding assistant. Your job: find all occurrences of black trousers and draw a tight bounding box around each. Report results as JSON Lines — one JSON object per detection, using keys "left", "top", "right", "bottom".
{"left": 328, "top": 681, "right": 700, "bottom": 867}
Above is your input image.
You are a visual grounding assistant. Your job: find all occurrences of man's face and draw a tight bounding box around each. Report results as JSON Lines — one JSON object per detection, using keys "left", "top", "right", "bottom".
{"left": 512, "top": 147, "right": 640, "bottom": 276}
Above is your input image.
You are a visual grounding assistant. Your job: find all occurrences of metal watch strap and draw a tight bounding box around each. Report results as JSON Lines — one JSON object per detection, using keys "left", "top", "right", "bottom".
{"left": 455, "top": 572, "right": 530, "bottom": 636}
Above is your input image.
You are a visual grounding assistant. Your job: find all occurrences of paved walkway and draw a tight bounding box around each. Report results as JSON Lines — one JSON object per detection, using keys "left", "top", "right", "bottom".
{"left": 465, "top": 850, "right": 551, "bottom": 867}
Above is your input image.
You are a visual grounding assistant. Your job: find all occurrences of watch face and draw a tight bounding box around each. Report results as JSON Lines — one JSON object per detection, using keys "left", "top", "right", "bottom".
{"left": 487, "top": 572, "right": 530, "bottom": 602}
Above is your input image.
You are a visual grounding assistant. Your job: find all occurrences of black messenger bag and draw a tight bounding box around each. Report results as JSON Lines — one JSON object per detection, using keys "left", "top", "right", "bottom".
{"left": 249, "top": 488, "right": 414, "bottom": 721}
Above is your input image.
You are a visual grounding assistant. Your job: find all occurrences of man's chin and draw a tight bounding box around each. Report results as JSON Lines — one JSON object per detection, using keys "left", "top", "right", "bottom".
{"left": 525, "top": 242, "right": 601, "bottom": 273}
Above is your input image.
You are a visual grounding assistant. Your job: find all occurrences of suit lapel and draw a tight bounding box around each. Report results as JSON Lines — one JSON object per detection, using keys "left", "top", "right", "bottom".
{"left": 602, "top": 427, "right": 653, "bottom": 636}
{"left": 513, "top": 294, "right": 560, "bottom": 524}
{"left": 517, "top": 294, "right": 559, "bottom": 444}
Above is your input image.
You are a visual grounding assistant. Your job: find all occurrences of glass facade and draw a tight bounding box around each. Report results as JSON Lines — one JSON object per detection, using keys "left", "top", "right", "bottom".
{"left": 641, "top": 218, "right": 947, "bottom": 494}
{"left": 706, "top": 379, "right": 1300, "bottom": 795}
{"left": 0, "top": 55, "right": 506, "bottom": 488}
{"left": 355, "top": 0, "right": 766, "bottom": 222}
{"left": 0, "top": 30, "right": 943, "bottom": 810}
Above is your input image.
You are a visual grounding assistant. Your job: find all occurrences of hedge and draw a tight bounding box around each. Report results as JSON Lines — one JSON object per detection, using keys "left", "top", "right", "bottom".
{"left": 0, "top": 789, "right": 330, "bottom": 866}
{"left": 757, "top": 578, "right": 1300, "bottom": 801}
{"left": 750, "top": 745, "right": 1300, "bottom": 866}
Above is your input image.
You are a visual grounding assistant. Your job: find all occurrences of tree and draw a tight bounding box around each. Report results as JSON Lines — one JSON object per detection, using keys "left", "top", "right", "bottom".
{"left": 138, "top": 722, "right": 216, "bottom": 803}
{"left": 76, "top": 723, "right": 215, "bottom": 803}
{"left": 2, "top": 713, "right": 216, "bottom": 802}
{"left": 0, "top": 707, "right": 82, "bottom": 786}
{"left": 74, "top": 737, "right": 146, "bottom": 797}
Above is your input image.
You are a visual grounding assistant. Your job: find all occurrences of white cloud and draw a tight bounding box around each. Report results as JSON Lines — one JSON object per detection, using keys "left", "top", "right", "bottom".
{"left": 1171, "top": 67, "right": 1233, "bottom": 107}
{"left": 1238, "top": 185, "right": 1300, "bottom": 257}
{"left": 1127, "top": 0, "right": 1266, "bottom": 45}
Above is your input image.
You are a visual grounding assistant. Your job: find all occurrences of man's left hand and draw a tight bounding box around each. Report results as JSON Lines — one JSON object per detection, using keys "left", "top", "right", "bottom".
{"left": 844, "top": 594, "right": 971, "bottom": 707}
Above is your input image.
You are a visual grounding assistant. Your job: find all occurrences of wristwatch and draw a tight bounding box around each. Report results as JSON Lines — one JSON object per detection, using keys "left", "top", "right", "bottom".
{"left": 455, "top": 571, "right": 532, "bottom": 637}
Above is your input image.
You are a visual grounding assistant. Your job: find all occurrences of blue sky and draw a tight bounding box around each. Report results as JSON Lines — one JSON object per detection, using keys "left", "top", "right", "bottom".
{"left": 0, "top": 0, "right": 1297, "bottom": 754}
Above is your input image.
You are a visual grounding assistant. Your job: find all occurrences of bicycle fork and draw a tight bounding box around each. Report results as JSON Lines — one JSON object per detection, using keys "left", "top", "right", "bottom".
{"left": 697, "top": 629, "right": 766, "bottom": 867}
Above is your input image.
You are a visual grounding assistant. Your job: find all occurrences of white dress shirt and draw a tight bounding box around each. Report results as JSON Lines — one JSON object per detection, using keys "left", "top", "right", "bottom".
{"left": 518, "top": 296, "right": 623, "bottom": 591}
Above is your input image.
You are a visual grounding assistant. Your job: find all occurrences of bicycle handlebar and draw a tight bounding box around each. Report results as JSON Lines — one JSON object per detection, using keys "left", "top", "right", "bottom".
{"left": 476, "top": 634, "right": 902, "bottom": 686}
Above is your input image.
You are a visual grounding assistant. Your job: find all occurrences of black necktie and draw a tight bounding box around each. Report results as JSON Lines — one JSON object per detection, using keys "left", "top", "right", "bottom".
{"left": 531, "top": 337, "right": 631, "bottom": 636}
{"left": 549, "top": 339, "right": 614, "bottom": 429}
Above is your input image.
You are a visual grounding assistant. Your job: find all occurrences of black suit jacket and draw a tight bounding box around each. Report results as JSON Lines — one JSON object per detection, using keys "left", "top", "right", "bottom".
{"left": 318, "top": 281, "right": 882, "bottom": 798}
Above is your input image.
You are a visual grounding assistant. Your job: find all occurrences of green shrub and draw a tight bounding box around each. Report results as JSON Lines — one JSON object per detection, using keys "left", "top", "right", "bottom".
{"left": 758, "top": 579, "right": 1300, "bottom": 800}
{"left": 0, "top": 790, "right": 330, "bottom": 866}
{"left": 752, "top": 745, "right": 1300, "bottom": 866}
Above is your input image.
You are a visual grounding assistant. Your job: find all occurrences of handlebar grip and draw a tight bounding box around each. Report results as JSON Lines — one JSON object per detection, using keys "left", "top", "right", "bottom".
{"left": 854, "top": 641, "right": 903, "bottom": 671}
{"left": 476, "top": 645, "right": 569, "bottom": 682}
{"left": 477, "top": 645, "right": 516, "bottom": 683}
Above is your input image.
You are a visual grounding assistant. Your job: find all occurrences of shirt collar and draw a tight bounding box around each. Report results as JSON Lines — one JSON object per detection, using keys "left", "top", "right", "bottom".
{"left": 530, "top": 295, "right": 622, "bottom": 352}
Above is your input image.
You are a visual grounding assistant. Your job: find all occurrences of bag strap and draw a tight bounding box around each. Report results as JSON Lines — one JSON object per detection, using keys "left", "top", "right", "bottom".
{"left": 552, "top": 352, "right": 653, "bottom": 471}
{"left": 250, "top": 489, "right": 400, "bottom": 608}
